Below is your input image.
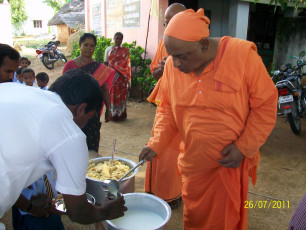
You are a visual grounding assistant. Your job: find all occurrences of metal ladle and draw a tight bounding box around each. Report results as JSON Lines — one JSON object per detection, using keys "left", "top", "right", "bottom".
{"left": 102, "top": 160, "right": 144, "bottom": 199}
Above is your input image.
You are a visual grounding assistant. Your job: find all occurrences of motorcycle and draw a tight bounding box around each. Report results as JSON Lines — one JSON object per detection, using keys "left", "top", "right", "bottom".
{"left": 274, "top": 55, "right": 306, "bottom": 135}
{"left": 35, "top": 40, "right": 67, "bottom": 70}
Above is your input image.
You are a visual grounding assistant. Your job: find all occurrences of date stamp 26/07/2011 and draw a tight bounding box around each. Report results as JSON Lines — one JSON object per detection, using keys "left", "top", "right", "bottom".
{"left": 244, "top": 200, "right": 290, "bottom": 209}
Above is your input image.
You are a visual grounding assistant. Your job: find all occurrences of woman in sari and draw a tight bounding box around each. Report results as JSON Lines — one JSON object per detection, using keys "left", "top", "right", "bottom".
{"left": 63, "top": 33, "right": 115, "bottom": 152}
{"left": 104, "top": 32, "right": 131, "bottom": 121}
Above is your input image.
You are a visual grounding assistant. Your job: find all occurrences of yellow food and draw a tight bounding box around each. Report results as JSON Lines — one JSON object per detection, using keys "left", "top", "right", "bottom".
{"left": 87, "top": 160, "right": 130, "bottom": 181}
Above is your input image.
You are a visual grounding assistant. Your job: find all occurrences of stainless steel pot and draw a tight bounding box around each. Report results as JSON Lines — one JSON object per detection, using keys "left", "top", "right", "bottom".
{"left": 103, "top": 193, "right": 172, "bottom": 230}
{"left": 86, "top": 156, "right": 138, "bottom": 204}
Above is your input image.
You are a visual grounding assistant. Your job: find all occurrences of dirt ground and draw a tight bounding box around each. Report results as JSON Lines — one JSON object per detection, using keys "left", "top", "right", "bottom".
{"left": 1, "top": 47, "right": 305, "bottom": 230}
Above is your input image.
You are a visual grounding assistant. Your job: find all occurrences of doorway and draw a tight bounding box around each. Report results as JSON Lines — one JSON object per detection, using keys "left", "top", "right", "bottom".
{"left": 168, "top": 0, "right": 198, "bottom": 11}
{"left": 247, "top": 3, "right": 283, "bottom": 68}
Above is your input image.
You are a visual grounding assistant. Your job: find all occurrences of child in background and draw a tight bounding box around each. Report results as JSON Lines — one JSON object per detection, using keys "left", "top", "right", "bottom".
{"left": 15, "top": 68, "right": 24, "bottom": 84}
{"left": 12, "top": 170, "right": 65, "bottom": 230}
{"left": 13, "top": 57, "right": 31, "bottom": 82}
{"left": 22, "top": 68, "right": 36, "bottom": 87}
{"left": 36, "top": 72, "right": 49, "bottom": 90}
{"left": 19, "top": 57, "right": 31, "bottom": 68}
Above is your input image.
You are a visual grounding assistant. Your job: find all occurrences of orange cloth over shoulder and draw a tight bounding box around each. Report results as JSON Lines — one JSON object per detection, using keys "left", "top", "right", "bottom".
{"left": 150, "top": 38, "right": 169, "bottom": 74}
{"left": 164, "top": 8, "right": 210, "bottom": 41}
{"left": 147, "top": 35, "right": 278, "bottom": 229}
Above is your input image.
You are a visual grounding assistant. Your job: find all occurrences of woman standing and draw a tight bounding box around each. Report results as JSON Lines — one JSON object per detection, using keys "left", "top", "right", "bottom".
{"left": 63, "top": 33, "right": 115, "bottom": 152}
{"left": 105, "top": 32, "right": 131, "bottom": 121}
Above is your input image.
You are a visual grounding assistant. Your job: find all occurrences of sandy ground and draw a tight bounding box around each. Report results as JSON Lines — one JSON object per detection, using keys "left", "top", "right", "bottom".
{"left": 0, "top": 47, "right": 305, "bottom": 230}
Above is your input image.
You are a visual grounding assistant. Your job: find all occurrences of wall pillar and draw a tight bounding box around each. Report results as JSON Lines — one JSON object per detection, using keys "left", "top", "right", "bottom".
{"left": 228, "top": 0, "right": 249, "bottom": 39}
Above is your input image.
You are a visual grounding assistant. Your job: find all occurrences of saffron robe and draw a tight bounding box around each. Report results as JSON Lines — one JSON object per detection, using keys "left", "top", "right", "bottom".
{"left": 146, "top": 39, "right": 183, "bottom": 203}
{"left": 146, "top": 79, "right": 183, "bottom": 203}
{"left": 150, "top": 38, "right": 169, "bottom": 74}
{"left": 147, "top": 37, "right": 278, "bottom": 229}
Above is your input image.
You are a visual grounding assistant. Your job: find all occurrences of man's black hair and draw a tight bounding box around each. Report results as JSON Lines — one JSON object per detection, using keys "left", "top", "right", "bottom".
{"left": 16, "top": 67, "right": 24, "bottom": 75}
{"left": 79, "top": 33, "right": 97, "bottom": 47}
{"left": 0, "top": 43, "right": 20, "bottom": 67}
{"left": 36, "top": 72, "right": 49, "bottom": 83}
{"left": 114, "top": 32, "right": 123, "bottom": 38}
{"left": 21, "top": 68, "right": 35, "bottom": 76}
{"left": 49, "top": 69, "right": 103, "bottom": 113}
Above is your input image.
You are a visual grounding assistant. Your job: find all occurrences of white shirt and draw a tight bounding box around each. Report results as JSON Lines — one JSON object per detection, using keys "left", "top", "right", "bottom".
{"left": 0, "top": 83, "right": 89, "bottom": 217}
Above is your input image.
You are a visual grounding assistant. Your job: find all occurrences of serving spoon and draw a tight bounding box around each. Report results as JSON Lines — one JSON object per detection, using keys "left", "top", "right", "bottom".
{"left": 102, "top": 160, "right": 144, "bottom": 199}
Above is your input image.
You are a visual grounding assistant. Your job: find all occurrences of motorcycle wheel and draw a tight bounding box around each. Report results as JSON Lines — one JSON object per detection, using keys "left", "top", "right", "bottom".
{"left": 42, "top": 55, "right": 54, "bottom": 70}
{"left": 287, "top": 103, "right": 301, "bottom": 135}
{"left": 59, "top": 53, "right": 67, "bottom": 63}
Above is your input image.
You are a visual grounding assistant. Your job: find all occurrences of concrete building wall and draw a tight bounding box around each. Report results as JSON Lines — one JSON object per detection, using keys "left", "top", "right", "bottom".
{"left": 228, "top": 0, "right": 249, "bottom": 39}
{"left": 273, "top": 21, "right": 306, "bottom": 68}
{"left": 86, "top": 0, "right": 161, "bottom": 59}
{"left": 0, "top": 2, "right": 13, "bottom": 46}
{"left": 198, "top": 0, "right": 229, "bottom": 37}
{"left": 198, "top": 0, "right": 249, "bottom": 39}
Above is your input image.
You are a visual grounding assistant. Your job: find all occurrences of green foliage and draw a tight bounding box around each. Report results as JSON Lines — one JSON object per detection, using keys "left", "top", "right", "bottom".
{"left": 122, "top": 41, "right": 155, "bottom": 96}
{"left": 71, "top": 42, "right": 81, "bottom": 59}
{"left": 71, "top": 35, "right": 155, "bottom": 98}
{"left": 93, "top": 36, "right": 112, "bottom": 63}
{"left": 254, "top": 0, "right": 306, "bottom": 12}
{"left": 43, "top": 0, "right": 68, "bottom": 13}
{"left": 10, "top": 0, "right": 28, "bottom": 32}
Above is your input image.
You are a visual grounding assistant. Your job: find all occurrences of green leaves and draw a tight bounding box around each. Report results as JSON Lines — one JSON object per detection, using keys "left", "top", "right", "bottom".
{"left": 299, "top": 50, "right": 306, "bottom": 58}
{"left": 10, "top": 0, "right": 28, "bottom": 31}
{"left": 265, "top": 0, "right": 305, "bottom": 12}
{"left": 93, "top": 36, "right": 112, "bottom": 63}
{"left": 43, "top": 0, "right": 68, "bottom": 13}
{"left": 71, "top": 41, "right": 80, "bottom": 59}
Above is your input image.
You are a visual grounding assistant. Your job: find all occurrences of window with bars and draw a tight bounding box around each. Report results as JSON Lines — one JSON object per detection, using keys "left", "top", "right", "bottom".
{"left": 33, "top": 20, "right": 42, "bottom": 28}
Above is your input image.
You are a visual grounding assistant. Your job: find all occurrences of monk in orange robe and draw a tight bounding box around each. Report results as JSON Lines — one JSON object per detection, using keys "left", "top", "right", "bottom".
{"left": 140, "top": 9, "right": 278, "bottom": 230}
{"left": 146, "top": 3, "right": 186, "bottom": 209}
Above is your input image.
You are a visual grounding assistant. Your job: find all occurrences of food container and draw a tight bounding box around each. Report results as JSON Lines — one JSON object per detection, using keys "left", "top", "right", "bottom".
{"left": 86, "top": 156, "right": 138, "bottom": 204}
{"left": 103, "top": 193, "right": 171, "bottom": 230}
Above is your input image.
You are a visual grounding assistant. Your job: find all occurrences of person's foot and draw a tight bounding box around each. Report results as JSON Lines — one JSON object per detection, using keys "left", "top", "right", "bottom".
{"left": 167, "top": 197, "right": 182, "bottom": 210}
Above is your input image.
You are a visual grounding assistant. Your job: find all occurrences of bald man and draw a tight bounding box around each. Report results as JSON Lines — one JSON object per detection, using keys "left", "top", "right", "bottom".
{"left": 145, "top": 3, "right": 186, "bottom": 210}
{"left": 141, "top": 9, "right": 278, "bottom": 229}
{"left": 150, "top": 3, "right": 186, "bottom": 81}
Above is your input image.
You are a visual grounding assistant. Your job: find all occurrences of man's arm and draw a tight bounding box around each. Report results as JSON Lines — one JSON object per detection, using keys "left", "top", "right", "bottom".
{"left": 141, "top": 61, "right": 178, "bottom": 161}
{"left": 63, "top": 193, "right": 126, "bottom": 224}
{"left": 153, "top": 68, "right": 164, "bottom": 81}
{"left": 151, "top": 39, "right": 167, "bottom": 81}
{"left": 47, "top": 132, "right": 126, "bottom": 224}
{"left": 235, "top": 49, "right": 278, "bottom": 158}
